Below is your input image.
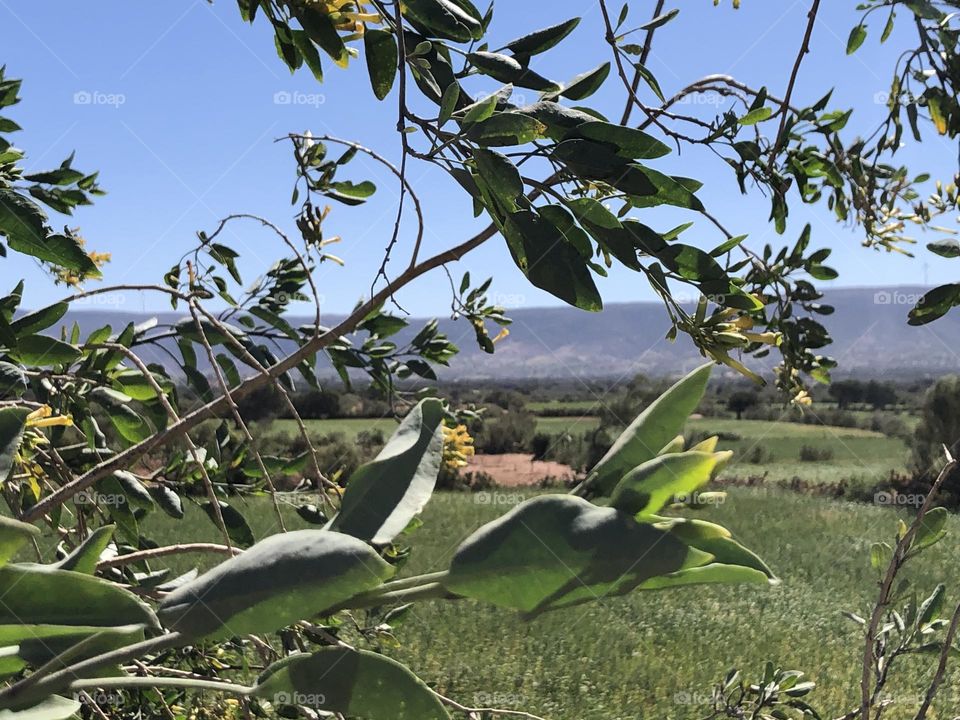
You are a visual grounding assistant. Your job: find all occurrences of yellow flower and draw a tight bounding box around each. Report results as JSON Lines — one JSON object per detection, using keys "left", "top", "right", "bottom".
{"left": 25, "top": 405, "right": 73, "bottom": 428}
{"left": 442, "top": 424, "right": 475, "bottom": 470}
{"left": 492, "top": 327, "right": 510, "bottom": 344}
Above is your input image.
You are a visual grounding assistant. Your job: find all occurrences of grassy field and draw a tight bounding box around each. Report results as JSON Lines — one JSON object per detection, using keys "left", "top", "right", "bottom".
{"left": 264, "top": 414, "right": 908, "bottom": 488}
{"left": 86, "top": 489, "right": 960, "bottom": 720}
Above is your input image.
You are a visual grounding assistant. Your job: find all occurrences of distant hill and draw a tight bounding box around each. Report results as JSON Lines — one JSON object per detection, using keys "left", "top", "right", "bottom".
{"left": 54, "top": 286, "right": 960, "bottom": 381}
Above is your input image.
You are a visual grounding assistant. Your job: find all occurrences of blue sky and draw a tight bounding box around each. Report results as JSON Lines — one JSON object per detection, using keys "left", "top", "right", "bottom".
{"left": 2, "top": 1, "right": 955, "bottom": 316}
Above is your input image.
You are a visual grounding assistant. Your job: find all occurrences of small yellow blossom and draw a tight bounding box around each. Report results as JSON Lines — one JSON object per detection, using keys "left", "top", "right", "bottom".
{"left": 442, "top": 424, "right": 475, "bottom": 470}
{"left": 492, "top": 327, "right": 510, "bottom": 344}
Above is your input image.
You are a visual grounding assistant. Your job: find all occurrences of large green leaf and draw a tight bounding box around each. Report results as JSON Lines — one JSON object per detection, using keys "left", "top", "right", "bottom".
{"left": 0, "top": 407, "right": 29, "bottom": 484}
{"left": 608, "top": 451, "right": 725, "bottom": 516}
{"left": 586, "top": 363, "right": 713, "bottom": 497}
{"left": 0, "top": 517, "right": 39, "bottom": 567}
{"left": 443, "top": 495, "right": 708, "bottom": 616}
{"left": 11, "top": 336, "right": 81, "bottom": 367}
{"left": 9, "top": 303, "right": 68, "bottom": 337}
{"left": 401, "top": 0, "right": 483, "bottom": 42}
{"left": 467, "top": 113, "right": 546, "bottom": 147}
{"left": 253, "top": 648, "right": 449, "bottom": 719}
{"left": 331, "top": 399, "right": 444, "bottom": 545}
{"left": 502, "top": 210, "right": 603, "bottom": 312}
{"left": 568, "top": 121, "right": 670, "bottom": 159}
{"left": 364, "top": 29, "right": 397, "bottom": 100}
{"left": 0, "top": 695, "right": 80, "bottom": 720}
{"left": 472, "top": 149, "right": 523, "bottom": 217}
{"left": 157, "top": 530, "right": 394, "bottom": 638}
{"left": 13, "top": 623, "right": 144, "bottom": 678}
{"left": 0, "top": 190, "right": 97, "bottom": 275}
{"left": 0, "top": 564, "right": 159, "bottom": 629}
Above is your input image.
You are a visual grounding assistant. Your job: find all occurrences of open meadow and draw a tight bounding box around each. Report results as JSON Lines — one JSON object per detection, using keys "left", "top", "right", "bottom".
{"left": 102, "top": 487, "right": 957, "bottom": 720}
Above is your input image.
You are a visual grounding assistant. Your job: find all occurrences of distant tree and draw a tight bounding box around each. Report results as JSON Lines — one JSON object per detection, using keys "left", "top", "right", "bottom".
{"left": 911, "top": 376, "right": 960, "bottom": 480}
{"left": 727, "top": 391, "right": 759, "bottom": 420}
{"left": 296, "top": 389, "right": 342, "bottom": 419}
{"left": 829, "top": 380, "right": 864, "bottom": 410}
{"left": 864, "top": 380, "right": 897, "bottom": 411}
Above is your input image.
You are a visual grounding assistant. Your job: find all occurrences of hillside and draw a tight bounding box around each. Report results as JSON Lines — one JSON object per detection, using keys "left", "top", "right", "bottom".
{"left": 54, "top": 286, "right": 959, "bottom": 380}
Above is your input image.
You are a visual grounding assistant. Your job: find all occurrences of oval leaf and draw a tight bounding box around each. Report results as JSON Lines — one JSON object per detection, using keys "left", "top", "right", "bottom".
{"left": 331, "top": 399, "right": 444, "bottom": 545}
{"left": 158, "top": 530, "right": 394, "bottom": 638}
{"left": 254, "top": 647, "right": 449, "bottom": 719}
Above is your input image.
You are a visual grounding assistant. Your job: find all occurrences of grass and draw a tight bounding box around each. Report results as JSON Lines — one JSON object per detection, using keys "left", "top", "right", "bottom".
{"left": 91, "top": 489, "right": 960, "bottom": 720}
{"left": 686, "top": 418, "right": 909, "bottom": 486}
{"left": 260, "top": 413, "right": 909, "bottom": 487}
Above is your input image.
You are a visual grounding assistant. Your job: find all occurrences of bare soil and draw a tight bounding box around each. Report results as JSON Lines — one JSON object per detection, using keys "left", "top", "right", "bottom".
{"left": 464, "top": 453, "right": 578, "bottom": 487}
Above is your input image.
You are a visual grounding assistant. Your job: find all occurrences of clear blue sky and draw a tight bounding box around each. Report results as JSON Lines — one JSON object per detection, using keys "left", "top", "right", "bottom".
{"left": 2, "top": 1, "right": 955, "bottom": 316}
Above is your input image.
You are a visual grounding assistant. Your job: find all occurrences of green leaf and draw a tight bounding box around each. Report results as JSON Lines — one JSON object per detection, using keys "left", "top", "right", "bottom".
{"left": 502, "top": 210, "right": 603, "bottom": 311}
{"left": 0, "top": 407, "right": 29, "bottom": 484}
{"left": 557, "top": 62, "right": 610, "bottom": 101}
{"left": 0, "top": 564, "right": 159, "bottom": 629}
{"left": 609, "top": 451, "right": 724, "bottom": 516}
{"left": 444, "top": 495, "right": 708, "bottom": 616}
{"left": 472, "top": 148, "right": 523, "bottom": 215}
{"left": 0, "top": 516, "right": 40, "bottom": 567}
{"left": 847, "top": 24, "right": 867, "bottom": 54}
{"left": 327, "top": 180, "right": 377, "bottom": 205}
{"left": 909, "top": 283, "right": 960, "bottom": 326}
{"left": 10, "top": 302, "right": 68, "bottom": 337}
{"left": 401, "top": 0, "right": 483, "bottom": 42}
{"left": 202, "top": 500, "right": 255, "bottom": 549}
{"left": 568, "top": 121, "right": 670, "bottom": 159}
{"left": 12, "top": 335, "right": 81, "bottom": 366}
{"left": 503, "top": 18, "right": 580, "bottom": 56}
{"left": 0, "top": 362, "right": 27, "bottom": 398}
{"left": 586, "top": 363, "right": 713, "bottom": 497}
{"left": 158, "top": 529, "right": 394, "bottom": 638}
{"left": 636, "top": 562, "right": 772, "bottom": 590}
{"left": 467, "top": 112, "right": 545, "bottom": 146}
{"left": 655, "top": 516, "right": 775, "bottom": 578}
{"left": 0, "top": 191, "right": 98, "bottom": 274}
{"left": 913, "top": 507, "right": 948, "bottom": 552}
{"left": 253, "top": 648, "right": 449, "bottom": 719}
{"left": 640, "top": 8, "right": 679, "bottom": 30}
{"left": 739, "top": 107, "right": 772, "bottom": 125}
{"left": 52, "top": 525, "right": 115, "bottom": 574}
{"left": 290, "top": 30, "right": 324, "bottom": 83}
{"left": 0, "top": 696, "right": 81, "bottom": 720}
{"left": 438, "top": 82, "right": 460, "bottom": 125}
{"left": 927, "top": 239, "right": 960, "bottom": 258}
{"left": 365, "top": 29, "right": 397, "bottom": 100}
{"left": 296, "top": 6, "right": 348, "bottom": 66}
{"left": 150, "top": 485, "right": 184, "bottom": 519}
{"left": 331, "top": 399, "right": 444, "bottom": 545}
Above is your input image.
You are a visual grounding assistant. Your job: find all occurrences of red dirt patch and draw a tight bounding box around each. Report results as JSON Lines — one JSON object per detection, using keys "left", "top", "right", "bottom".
{"left": 465, "top": 453, "right": 579, "bottom": 487}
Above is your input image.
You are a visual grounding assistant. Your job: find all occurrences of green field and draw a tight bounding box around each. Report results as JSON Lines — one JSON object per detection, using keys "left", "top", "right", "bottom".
{"left": 97, "top": 490, "right": 959, "bottom": 720}
{"left": 265, "top": 415, "right": 908, "bottom": 487}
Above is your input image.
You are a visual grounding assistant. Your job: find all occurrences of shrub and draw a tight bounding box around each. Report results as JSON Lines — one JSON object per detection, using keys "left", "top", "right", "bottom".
{"left": 798, "top": 444, "right": 834, "bottom": 462}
